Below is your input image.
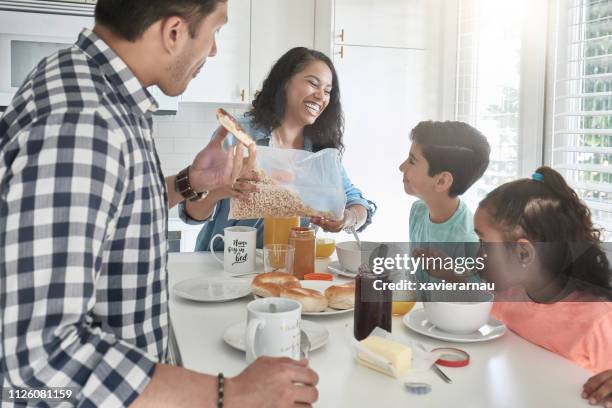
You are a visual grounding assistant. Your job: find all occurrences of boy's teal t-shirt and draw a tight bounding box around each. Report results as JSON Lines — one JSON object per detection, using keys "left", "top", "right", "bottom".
{"left": 408, "top": 200, "right": 479, "bottom": 287}
{"left": 409, "top": 199, "right": 477, "bottom": 244}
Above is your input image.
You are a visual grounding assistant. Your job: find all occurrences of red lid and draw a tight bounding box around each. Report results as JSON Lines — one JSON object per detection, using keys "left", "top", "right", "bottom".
{"left": 303, "top": 273, "right": 333, "bottom": 281}
{"left": 432, "top": 347, "right": 470, "bottom": 367}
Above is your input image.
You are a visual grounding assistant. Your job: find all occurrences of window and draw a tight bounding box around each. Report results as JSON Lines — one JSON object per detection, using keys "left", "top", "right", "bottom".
{"left": 454, "top": 0, "right": 545, "bottom": 210}
{"left": 551, "top": 0, "right": 612, "bottom": 239}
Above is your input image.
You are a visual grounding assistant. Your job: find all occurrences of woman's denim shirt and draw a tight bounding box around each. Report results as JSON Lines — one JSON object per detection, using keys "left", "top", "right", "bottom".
{"left": 178, "top": 116, "right": 377, "bottom": 251}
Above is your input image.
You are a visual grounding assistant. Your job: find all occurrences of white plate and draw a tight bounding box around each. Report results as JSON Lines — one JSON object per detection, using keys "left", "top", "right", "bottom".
{"left": 223, "top": 320, "right": 329, "bottom": 352}
{"left": 173, "top": 277, "right": 251, "bottom": 302}
{"left": 327, "top": 260, "right": 357, "bottom": 278}
{"left": 403, "top": 308, "right": 507, "bottom": 343}
{"left": 254, "top": 280, "right": 354, "bottom": 316}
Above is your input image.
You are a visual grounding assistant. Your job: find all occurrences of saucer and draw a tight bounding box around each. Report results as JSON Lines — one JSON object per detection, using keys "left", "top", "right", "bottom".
{"left": 223, "top": 319, "right": 329, "bottom": 352}
{"left": 327, "top": 261, "right": 357, "bottom": 278}
{"left": 173, "top": 277, "right": 251, "bottom": 302}
{"left": 403, "top": 308, "right": 506, "bottom": 343}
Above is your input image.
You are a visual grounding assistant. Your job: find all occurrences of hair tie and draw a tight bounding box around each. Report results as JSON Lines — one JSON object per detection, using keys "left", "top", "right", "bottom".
{"left": 531, "top": 172, "right": 544, "bottom": 182}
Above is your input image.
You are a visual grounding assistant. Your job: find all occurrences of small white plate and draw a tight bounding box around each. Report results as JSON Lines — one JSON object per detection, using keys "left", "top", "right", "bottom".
{"left": 223, "top": 319, "right": 329, "bottom": 352}
{"left": 327, "top": 261, "right": 357, "bottom": 278}
{"left": 253, "top": 280, "right": 354, "bottom": 316}
{"left": 173, "top": 277, "right": 251, "bottom": 302}
{"left": 403, "top": 308, "right": 506, "bottom": 343}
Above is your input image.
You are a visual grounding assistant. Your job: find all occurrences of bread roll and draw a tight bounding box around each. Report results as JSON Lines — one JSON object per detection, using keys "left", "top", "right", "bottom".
{"left": 280, "top": 287, "right": 328, "bottom": 312}
{"left": 324, "top": 282, "right": 355, "bottom": 309}
{"left": 251, "top": 272, "right": 300, "bottom": 298}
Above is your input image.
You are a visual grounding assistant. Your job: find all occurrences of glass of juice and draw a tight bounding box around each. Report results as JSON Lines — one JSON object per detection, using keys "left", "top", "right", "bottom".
{"left": 264, "top": 216, "right": 301, "bottom": 246}
{"left": 392, "top": 289, "right": 417, "bottom": 316}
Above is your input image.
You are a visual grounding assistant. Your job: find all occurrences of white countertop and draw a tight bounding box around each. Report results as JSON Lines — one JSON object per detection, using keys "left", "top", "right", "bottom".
{"left": 168, "top": 252, "right": 591, "bottom": 408}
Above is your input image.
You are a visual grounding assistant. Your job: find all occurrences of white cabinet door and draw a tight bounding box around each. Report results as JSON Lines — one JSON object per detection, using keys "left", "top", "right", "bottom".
{"left": 250, "top": 0, "right": 315, "bottom": 100}
{"left": 334, "top": 0, "right": 427, "bottom": 49}
{"left": 181, "top": 0, "right": 250, "bottom": 104}
{"left": 333, "top": 45, "right": 434, "bottom": 241}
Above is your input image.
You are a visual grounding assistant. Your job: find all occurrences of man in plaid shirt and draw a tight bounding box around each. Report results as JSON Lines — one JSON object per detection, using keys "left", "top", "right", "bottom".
{"left": 0, "top": 0, "right": 319, "bottom": 406}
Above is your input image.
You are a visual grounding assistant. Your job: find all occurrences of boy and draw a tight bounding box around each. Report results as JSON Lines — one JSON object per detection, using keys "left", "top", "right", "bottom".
{"left": 399, "top": 121, "right": 490, "bottom": 286}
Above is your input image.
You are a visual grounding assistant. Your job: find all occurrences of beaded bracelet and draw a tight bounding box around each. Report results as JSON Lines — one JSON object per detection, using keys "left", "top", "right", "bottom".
{"left": 217, "top": 373, "right": 225, "bottom": 408}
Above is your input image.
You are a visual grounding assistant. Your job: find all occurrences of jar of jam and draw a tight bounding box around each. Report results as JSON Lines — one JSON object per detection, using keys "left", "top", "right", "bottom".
{"left": 353, "top": 268, "right": 392, "bottom": 340}
{"left": 288, "top": 227, "right": 315, "bottom": 280}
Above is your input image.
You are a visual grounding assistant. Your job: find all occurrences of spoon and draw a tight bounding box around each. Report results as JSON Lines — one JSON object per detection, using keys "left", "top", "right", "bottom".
{"left": 349, "top": 225, "right": 362, "bottom": 250}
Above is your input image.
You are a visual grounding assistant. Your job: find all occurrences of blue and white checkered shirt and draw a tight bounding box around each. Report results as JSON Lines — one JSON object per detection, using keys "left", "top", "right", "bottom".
{"left": 0, "top": 28, "right": 168, "bottom": 406}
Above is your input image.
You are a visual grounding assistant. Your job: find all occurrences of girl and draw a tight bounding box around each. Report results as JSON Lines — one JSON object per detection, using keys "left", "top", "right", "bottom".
{"left": 475, "top": 166, "right": 611, "bottom": 406}
{"left": 179, "top": 47, "right": 376, "bottom": 250}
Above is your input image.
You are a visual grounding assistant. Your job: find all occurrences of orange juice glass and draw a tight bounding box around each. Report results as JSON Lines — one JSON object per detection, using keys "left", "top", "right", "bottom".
{"left": 264, "top": 216, "right": 301, "bottom": 246}
{"left": 392, "top": 289, "right": 417, "bottom": 316}
{"left": 392, "top": 301, "right": 416, "bottom": 316}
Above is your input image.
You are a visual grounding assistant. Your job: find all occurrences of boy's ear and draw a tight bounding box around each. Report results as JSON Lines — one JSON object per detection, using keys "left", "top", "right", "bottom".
{"left": 514, "top": 238, "right": 536, "bottom": 267}
{"left": 434, "top": 171, "right": 453, "bottom": 193}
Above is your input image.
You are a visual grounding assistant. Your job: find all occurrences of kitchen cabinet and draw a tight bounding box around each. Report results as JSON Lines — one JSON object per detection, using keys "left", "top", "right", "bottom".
{"left": 334, "top": 0, "right": 427, "bottom": 49}
{"left": 333, "top": 45, "right": 432, "bottom": 241}
{"left": 0, "top": 10, "right": 94, "bottom": 105}
{"left": 311, "top": 0, "right": 442, "bottom": 241}
{"left": 249, "top": 0, "right": 315, "bottom": 100}
{"left": 182, "top": 0, "right": 315, "bottom": 104}
{"left": 181, "top": 0, "right": 251, "bottom": 104}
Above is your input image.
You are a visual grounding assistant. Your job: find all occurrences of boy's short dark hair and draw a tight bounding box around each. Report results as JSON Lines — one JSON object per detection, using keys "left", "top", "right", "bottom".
{"left": 410, "top": 121, "right": 490, "bottom": 197}
{"left": 95, "top": 0, "right": 227, "bottom": 42}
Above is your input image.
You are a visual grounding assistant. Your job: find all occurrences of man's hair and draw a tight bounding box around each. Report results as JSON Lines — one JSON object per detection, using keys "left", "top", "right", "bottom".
{"left": 410, "top": 121, "right": 490, "bottom": 197}
{"left": 95, "top": 0, "right": 227, "bottom": 42}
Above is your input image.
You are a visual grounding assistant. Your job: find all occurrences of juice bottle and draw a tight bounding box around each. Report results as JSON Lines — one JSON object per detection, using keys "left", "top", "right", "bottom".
{"left": 264, "top": 216, "right": 301, "bottom": 246}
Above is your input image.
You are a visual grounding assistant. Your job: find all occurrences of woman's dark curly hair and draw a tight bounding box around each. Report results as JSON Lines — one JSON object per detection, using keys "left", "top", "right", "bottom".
{"left": 479, "top": 166, "right": 611, "bottom": 296}
{"left": 246, "top": 47, "right": 344, "bottom": 153}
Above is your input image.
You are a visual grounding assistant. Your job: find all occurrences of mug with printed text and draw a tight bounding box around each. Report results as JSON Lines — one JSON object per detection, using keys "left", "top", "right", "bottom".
{"left": 210, "top": 226, "right": 257, "bottom": 274}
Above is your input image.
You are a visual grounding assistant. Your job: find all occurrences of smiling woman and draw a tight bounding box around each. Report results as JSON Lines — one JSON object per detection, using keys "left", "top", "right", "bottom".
{"left": 179, "top": 47, "right": 378, "bottom": 251}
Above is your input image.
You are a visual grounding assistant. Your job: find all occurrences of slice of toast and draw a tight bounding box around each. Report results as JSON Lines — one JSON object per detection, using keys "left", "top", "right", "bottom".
{"left": 216, "top": 108, "right": 255, "bottom": 147}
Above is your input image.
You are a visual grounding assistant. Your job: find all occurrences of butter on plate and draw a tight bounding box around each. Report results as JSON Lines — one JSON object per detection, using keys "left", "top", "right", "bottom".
{"left": 357, "top": 336, "right": 412, "bottom": 378}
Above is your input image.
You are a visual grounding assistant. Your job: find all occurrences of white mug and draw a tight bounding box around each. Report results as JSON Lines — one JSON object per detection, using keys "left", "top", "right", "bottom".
{"left": 245, "top": 298, "right": 302, "bottom": 364}
{"left": 210, "top": 226, "right": 257, "bottom": 274}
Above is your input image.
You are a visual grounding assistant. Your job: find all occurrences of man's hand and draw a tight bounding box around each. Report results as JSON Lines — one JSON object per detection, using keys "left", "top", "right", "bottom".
{"left": 189, "top": 127, "right": 257, "bottom": 192}
{"left": 225, "top": 357, "right": 319, "bottom": 408}
{"left": 208, "top": 165, "right": 260, "bottom": 202}
{"left": 583, "top": 369, "right": 612, "bottom": 407}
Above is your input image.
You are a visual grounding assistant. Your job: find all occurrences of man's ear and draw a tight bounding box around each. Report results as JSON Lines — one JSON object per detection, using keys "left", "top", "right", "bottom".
{"left": 434, "top": 171, "right": 453, "bottom": 194}
{"left": 514, "top": 238, "right": 536, "bottom": 267}
{"left": 159, "top": 16, "right": 188, "bottom": 56}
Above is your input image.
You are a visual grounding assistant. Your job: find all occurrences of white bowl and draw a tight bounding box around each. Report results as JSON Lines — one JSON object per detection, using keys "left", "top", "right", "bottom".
{"left": 423, "top": 292, "right": 494, "bottom": 334}
{"left": 335, "top": 241, "right": 380, "bottom": 273}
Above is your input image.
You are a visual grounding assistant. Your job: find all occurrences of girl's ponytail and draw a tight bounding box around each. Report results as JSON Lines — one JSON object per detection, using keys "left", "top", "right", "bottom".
{"left": 479, "top": 166, "right": 610, "bottom": 293}
{"left": 533, "top": 166, "right": 601, "bottom": 243}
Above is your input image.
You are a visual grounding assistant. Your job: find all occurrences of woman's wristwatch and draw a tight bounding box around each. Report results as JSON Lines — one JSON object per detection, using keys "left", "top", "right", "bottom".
{"left": 175, "top": 166, "right": 208, "bottom": 202}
